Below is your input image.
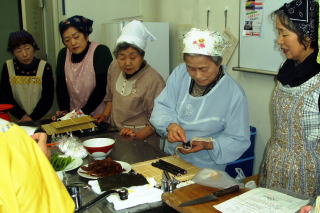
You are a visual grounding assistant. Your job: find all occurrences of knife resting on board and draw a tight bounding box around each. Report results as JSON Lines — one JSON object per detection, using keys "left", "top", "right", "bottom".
{"left": 179, "top": 185, "right": 240, "bottom": 207}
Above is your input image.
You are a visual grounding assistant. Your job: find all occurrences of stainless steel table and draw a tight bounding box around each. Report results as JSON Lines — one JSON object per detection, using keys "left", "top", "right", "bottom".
{"left": 62, "top": 132, "right": 169, "bottom": 213}
{"left": 21, "top": 120, "right": 174, "bottom": 212}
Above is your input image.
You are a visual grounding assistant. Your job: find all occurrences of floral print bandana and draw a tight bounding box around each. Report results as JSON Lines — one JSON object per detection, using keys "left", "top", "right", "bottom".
{"left": 182, "top": 28, "right": 229, "bottom": 57}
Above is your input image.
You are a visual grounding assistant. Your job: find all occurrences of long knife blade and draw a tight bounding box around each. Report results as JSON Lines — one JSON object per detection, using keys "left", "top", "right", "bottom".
{"left": 178, "top": 185, "right": 240, "bottom": 207}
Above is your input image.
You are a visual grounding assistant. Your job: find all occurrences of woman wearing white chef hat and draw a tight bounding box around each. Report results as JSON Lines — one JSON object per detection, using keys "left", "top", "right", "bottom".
{"left": 95, "top": 20, "right": 165, "bottom": 140}
{"left": 150, "top": 28, "right": 250, "bottom": 170}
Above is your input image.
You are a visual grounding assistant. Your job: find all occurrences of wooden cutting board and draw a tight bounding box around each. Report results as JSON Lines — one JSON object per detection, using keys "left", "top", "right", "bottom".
{"left": 162, "top": 184, "right": 248, "bottom": 213}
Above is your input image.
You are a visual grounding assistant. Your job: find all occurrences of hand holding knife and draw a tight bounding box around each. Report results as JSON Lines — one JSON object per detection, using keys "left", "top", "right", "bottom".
{"left": 179, "top": 185, "right": 240, "bottom": 207}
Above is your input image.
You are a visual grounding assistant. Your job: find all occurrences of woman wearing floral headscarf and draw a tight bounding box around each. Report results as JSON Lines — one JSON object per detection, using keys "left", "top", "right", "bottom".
{"left": 259, "top": 0, "right": 320, "bottom": 198}
{"left": 55, "top": 15, "right": 113, "bottom": 118}
{"left": 150, "top": 28, "right": 250, "bottom": 170}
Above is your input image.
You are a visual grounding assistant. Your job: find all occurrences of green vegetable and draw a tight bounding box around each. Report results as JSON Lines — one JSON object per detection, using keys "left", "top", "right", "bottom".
{"left": 50, "top": 154, "right": 74, "bottom": 171}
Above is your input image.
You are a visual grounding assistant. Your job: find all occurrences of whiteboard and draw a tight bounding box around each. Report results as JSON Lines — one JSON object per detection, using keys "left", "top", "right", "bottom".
{"left": 239, "top": 0, "right": 291, "bottom": 74}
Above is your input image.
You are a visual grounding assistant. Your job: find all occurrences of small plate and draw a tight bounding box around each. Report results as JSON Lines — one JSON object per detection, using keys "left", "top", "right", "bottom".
{"left": 61, "top": 157, "right": 83, "bottom": 172}
{"left": 77, "top": 161, "right": 131, "bottom": 179}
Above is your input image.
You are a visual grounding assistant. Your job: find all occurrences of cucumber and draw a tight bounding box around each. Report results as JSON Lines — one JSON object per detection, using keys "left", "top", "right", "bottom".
{"left": 50, "top": 155, "right": 74, "bottom": 171}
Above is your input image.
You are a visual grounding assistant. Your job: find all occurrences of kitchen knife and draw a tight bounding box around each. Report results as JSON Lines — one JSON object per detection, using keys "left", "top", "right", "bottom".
{"left": 178, "top": 185, "right": 240, "bottom": 207}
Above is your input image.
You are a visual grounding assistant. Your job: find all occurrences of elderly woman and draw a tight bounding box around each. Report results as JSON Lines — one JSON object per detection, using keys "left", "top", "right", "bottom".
{"left": 260, "top": 0, "right": 320, "bottom": 198}
{"left": 0, "top": 30, "right": 54, "bottom": 122}
{"left": 55, "top": 15, "right": 113, "bottom": 118}
{"left": 95, "top": 20, "right": 165, "bottom": 140}
{"left": 150, "top": 28, "right": 250, "bottom": 170}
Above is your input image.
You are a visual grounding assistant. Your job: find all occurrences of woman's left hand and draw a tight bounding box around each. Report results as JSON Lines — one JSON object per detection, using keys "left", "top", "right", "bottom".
{"left": 120, "top": 128, "right": 136, "bottom": 138}
{"left": 178, "top": 140, "right": 213, "bottom": 154}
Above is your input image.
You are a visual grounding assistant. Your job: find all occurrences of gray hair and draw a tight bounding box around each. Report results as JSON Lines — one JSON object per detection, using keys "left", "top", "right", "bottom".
{"left": 113, "top": 42, "right": 145, "bottom": 58}
{"left": 183, "top": 53, "right": 223, "bottom": 66}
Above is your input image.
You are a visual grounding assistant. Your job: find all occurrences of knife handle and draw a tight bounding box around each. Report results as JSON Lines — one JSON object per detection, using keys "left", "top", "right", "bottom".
{"left": 214, "top": 185, "right": 240, "bottom": 197}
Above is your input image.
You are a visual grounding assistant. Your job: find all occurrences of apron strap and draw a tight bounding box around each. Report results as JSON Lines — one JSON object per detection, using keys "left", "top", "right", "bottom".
{"left": 6, "top": 59, "right": 15, "bottom": 77}
{"left": 36, "top": 60, "right": 46, "bottom": 77}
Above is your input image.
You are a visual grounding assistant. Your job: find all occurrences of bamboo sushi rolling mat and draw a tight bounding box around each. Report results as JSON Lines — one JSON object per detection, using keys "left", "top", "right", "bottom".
{"left": 41, "top": 116, "right": 96, "bottom": 135}
{"left": 132, "top": 155, "right": 200, "bottom": 184}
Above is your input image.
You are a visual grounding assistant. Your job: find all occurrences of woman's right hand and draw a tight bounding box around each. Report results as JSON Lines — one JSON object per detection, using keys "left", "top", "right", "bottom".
{"left": 52, "top": 110, "right": 68, "bottom": 121}
{"left": 167, "top": 123, "right": 186, "bottom": 143}
{"left": 94, "top": 114, "right": 107, "bottom": 123}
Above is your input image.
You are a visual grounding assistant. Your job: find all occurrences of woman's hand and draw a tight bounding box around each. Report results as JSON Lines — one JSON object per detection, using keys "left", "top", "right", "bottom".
{"left": 299, "top": 205, "right": 313, "bottom": 213}
{"left": 178, "top": 140, "right": 213, "bottom": 154}
{"left": 18, "top": 114, "right": 32, "bottom": 122}
{"left": 120, "top": 125, "right": 155, "bottom": 140}
{"left": 135, "top": 125, "right": 155, "bottom": 140}
{"left": 120, "top": 128, "right": 136, "bottom": 138}
{"left": 167, "top": 123, "right": 186, "bottom": 143}
{"left": 94, "top": 102, "right": 112, "bottom": 123}
{"left": 52, "top": 110, "right": 68, "bottom": 121}
{"left": 32, "top": 132, "right": 51, "bottom": 159}
{"left": 93, "top": 113, "right": 108, "bottom": 123}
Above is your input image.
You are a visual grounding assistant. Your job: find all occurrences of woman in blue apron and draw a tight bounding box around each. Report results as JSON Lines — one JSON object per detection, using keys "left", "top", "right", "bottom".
{"left": 150, "top": 28, "right": 250, "bottom": 170}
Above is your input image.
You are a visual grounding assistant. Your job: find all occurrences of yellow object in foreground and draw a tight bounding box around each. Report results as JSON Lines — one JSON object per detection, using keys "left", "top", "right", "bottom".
{"left": 314, "top": 196, "right": 320, "bottom": 213}
{"left": 0, "top": 123, "right": 75, "bottom": 213}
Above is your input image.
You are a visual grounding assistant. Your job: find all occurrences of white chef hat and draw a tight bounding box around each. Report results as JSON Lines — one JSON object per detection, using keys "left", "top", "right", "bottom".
{"left": 182, "top": 28, "right": 229, "bottom": 57}
{"left": 116, "top": 20, "right": 156, "bottom": 50}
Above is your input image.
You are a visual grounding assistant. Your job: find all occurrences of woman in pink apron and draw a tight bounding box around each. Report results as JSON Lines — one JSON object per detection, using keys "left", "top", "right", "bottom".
{"left": 55, "top": 15, "right": 112, "bottom": 118}
{"left": 0, "top": 30, "right": 54, "bottom": 122}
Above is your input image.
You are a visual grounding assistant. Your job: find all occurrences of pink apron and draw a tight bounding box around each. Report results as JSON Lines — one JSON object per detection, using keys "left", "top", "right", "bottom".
{"left": 64, "top": 42, "right": 105, "bottom": 116}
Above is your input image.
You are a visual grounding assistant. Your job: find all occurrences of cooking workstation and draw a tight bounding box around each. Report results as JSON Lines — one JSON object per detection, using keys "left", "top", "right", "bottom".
{"left": 19, "top": 118, "right": 249, "bottom": 213}
{"left": 61, "top": 136, "right": 247, "bottom": 213}
{"left": 62, "top": 132, "right": 169, "bottom": 213}
{"left": 15, "top": 108, "right": 312, "bottom": 213}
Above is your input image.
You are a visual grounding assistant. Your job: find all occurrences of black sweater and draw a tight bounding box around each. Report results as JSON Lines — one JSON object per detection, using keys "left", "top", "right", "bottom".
{"left": 56, "top": 44, "right": 113, "bottom": 114}
{"left": 277, "top": 51, "right": 320, "bottom": 110}
{"left": 0, "top": 58, "right": 54, "bottom": 120}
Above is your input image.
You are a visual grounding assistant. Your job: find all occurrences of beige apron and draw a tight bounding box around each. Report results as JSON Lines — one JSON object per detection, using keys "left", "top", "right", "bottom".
{"left": 7, "top": 59, "right": 46, "bottom": 115}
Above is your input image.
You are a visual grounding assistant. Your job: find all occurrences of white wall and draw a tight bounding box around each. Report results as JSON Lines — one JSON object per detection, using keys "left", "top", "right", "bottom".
{"left": 139, "top": 0, "right": 275, "bottom": 174}
{"left": 55, "top": 0, "right": 142, "bottom": 53}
